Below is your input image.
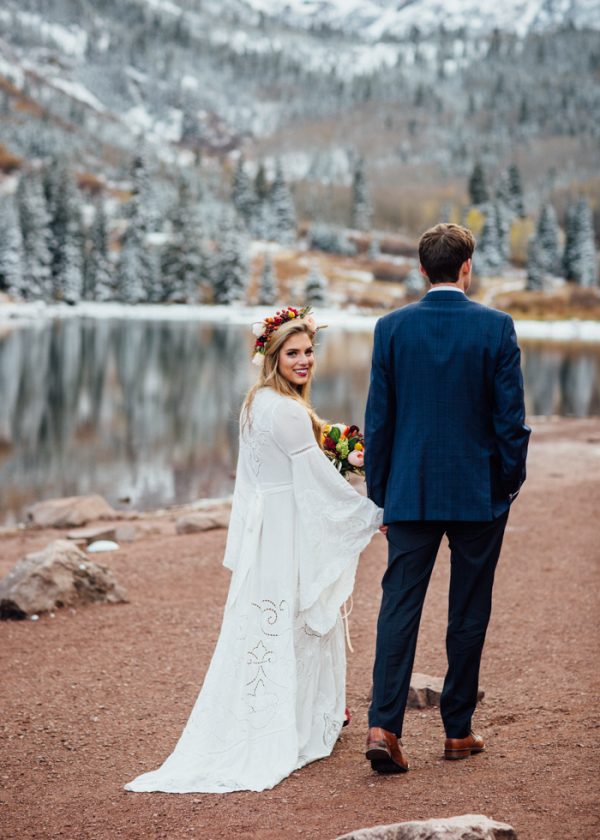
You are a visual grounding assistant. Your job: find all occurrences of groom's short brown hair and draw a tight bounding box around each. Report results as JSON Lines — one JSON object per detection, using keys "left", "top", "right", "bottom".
{"left": 418, "top": 223, "right": 476, "bottom": 284}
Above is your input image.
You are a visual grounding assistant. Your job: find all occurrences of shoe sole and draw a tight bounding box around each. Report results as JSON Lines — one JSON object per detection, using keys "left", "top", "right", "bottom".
{"left": 365, "top": 747, "right": 409, "bottom": 774}
{"left": 444, "top": 746, "right": 485, "bottom": 761}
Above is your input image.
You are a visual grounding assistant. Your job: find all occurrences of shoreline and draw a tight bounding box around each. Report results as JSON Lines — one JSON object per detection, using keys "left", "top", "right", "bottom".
{"left": 1, "top": 300, "right": 600, "bottom": 343}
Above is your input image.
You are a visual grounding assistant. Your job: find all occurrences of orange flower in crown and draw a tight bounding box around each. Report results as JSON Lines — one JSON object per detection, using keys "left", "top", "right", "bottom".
{"left": 251, "top": 305, "right": 318, "bottom": 366}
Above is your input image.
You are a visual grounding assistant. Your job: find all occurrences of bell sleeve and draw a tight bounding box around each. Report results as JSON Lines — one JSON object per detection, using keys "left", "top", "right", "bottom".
{"left": 222, "top": 443, "right": 252, "bottom": 573}
{"left": 272, "top": 398, "right": 383, "bottom": 636}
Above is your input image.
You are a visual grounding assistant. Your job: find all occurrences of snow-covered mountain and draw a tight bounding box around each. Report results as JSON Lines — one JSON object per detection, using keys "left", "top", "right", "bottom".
{"left": 242, "top": 0, "right": 600, "bottom": 39}
{"left": 0, "top": 0, "right": 598, "bottom": 199}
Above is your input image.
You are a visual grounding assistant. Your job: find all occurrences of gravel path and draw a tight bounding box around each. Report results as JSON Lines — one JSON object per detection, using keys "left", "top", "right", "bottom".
{"left": 1, "top": 417, "right": 599, "bottom": 840}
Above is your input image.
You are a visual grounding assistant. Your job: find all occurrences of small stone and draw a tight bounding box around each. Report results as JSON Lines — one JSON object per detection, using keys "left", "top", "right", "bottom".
{"left": 66, "top": 525, "right": 117, "bottom": 545}
{"left": 336, "top": 814, "right": 517, "bottom": 840}
{"left": 407, "top": 673, "right": 484, "bottom": 709}
{"left": 87, "top": 540, "right": 120, "bottom": 553}
{"left": 176, "top": 509, "right": 231, "bottom": 534}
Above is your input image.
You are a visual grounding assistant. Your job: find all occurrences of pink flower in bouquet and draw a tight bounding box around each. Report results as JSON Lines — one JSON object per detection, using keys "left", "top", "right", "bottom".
{"left": 348, "top": 450, "right": 364, "bottom": 468}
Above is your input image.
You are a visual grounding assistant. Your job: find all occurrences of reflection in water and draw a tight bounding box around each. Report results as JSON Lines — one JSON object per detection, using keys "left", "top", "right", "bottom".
{"left": 523, "top": 345, "right": 600, "bottom": 417}
{"left": 0, "top": 319, "right": 599, "bottom": 524}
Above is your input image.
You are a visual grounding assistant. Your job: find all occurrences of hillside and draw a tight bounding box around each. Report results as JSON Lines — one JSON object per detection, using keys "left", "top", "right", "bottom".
{"left": 0, "top": 0, "right": 598, "bottom": 224}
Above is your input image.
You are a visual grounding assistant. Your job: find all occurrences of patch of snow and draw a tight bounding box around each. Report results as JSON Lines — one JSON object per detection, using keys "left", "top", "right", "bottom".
{"left": 249, "top": 241, "right": 285, "bottom": 256}
{"left": 181, "top": 75, "right": 199, "bottom": 91}
{"left": 124, "top": 104, "right": 153, "bottom": 135}
{"left": 49, "top": 78, "right": 106, "bottom": 111}
{"left": 240, "top": 0, "right": 600, "bottom": 39}
{"left": 18, "top": 12, "right": 88, "bottom": 57}
{"left": 344, "top": 270, "right": 374, "bottom": 284}
{"left": 2, "top": 301, "right": 600, "bottom": 343}
{"left": 153, "top": 108, "right": 183, "bottom": 143}
{"left": 139, "top": 0, "right": 183, "bottom": 16}
{"left": 0, "top": 52, "right": 24, "bottom": 88}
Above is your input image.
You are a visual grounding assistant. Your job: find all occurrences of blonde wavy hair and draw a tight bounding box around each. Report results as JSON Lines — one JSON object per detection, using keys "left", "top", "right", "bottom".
{"left": 241, "top": 319, "right": 323, "bottom": 446}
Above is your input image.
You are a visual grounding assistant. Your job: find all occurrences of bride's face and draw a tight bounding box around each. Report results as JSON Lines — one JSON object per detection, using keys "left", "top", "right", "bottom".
{"left": 277, "top": 332, "right": 315, "bottom": 386}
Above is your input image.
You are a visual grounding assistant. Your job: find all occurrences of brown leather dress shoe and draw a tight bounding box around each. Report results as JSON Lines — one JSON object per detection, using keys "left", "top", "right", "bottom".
{"left": 444, "top": 731, "right": 485, "bottom": 760}
{"left": 366, "top": 727, "right": 409, "bottom": 773}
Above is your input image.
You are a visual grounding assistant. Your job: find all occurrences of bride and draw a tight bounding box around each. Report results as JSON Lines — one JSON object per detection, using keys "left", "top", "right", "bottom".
{"left": 125, "top": 306, "right": 383, "bottom": 793}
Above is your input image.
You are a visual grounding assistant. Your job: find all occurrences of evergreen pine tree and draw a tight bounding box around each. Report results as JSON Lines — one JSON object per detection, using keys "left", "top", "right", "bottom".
{"left": 0, "top": 197, "right": 25, "bottom": 297}
{"left": 130, "top": 152, "right": 160, "bottom": 232}
{"left": 85, "top": 198, "right": 113, "bottom": 301}
{"left": 494, "top": 202, "right": 510, "bottom": 264}
{"left": 507, "top": 163, "right": 525, "bottom": 218}
{"left": 351, "top": 155, "right": 372, "bottom": 231}
{"left": 526, "top": 236, "right": 548, "bottom": 291}
{"left": 562, "top": 201, "right": 578, "bottom": 281}
{"left": 17, "top": 172, "right": 53, "bottom": 300}
{"left": 304, "top": 263, "right": 328, "bottom": 306}
{"left": 269, "top": 162, "right": 296, "bottom": 245}
{"left": 257, "top": 253, "right": 278, "bottom": 305}
{"left": 495, "top": 171, "right": 512, "bottom": 210}
{"left": 46, "top": 161, "right": 84, "bottom": 304}
{"left": 254, "top": 162, "right": 269, "bottom": 203}
{"left": 116, "top": 155, "right": 161, "bottom": 302}
{"left": 212, "top": 212, "right": 249, "bottom": 304}
{"left": 116, "top": 223, "right": 146, "bottom": 303}
{"left": 161, "top": 176, "right": 206, "bottom": 303}
{"left": 535, "top": 203, "right": 560, "bottom": 275}
{"left": 468, "top": 161, "right": 489, "bottom": 206}
{"left": 564, "top": 198, "right": 598, "bottom": 287}
{"left": 473, "top": 204, "right": 504, "bottom": 276}
{"left": 231, "top": 156, "right": 256, "bottom": 229}
{"left": 308, "top": 223, "right": 356, "bottom": 256}
{"left": 368, "top": 236, "right": 381, "bottom": 260}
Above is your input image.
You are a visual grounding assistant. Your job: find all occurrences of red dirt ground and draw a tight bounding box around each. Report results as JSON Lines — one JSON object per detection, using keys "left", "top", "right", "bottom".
{"left": 1, "top": 417, "right": 599, "bottom": 840}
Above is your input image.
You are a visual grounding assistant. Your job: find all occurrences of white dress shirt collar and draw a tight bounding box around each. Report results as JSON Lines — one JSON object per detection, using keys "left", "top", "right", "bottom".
{"left": 427, "top": 284, "right": 464, "bottom": 293}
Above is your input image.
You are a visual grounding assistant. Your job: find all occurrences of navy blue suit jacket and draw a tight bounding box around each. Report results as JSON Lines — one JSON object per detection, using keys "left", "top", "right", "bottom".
{"left": 365, "top": 290, "right": 531, "bottom": 522}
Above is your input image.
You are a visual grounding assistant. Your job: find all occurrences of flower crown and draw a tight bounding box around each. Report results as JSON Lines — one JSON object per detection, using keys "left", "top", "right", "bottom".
{"left": 251, "top": 305, "right": 318, "bottom": 366}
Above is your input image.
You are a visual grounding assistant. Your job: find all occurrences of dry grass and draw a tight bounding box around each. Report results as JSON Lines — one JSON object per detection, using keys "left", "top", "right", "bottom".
{"left": 76, "top": 171, "right": 106, "bottom": 195}
{"left": 249, "top": 246, "right": 600, "bottom": 321}
{"left": 494, "top": 285, "right": 600, "bottom": 320}
{"left": 0, "top": 143, "right": 22, "bottom": 174}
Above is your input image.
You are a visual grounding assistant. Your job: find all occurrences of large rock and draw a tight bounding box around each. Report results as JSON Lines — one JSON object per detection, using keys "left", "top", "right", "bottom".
{"left": 25, "top": 495, "right": 118, "bottom": 528}
{"left": 176, "top": 508, "right": 231, "bottom": 534}
{"left": 0, "top": 540, "right": 128, "bottom": 619}
{"left": 336, "top": 814, "right": 517, "bottom": 840}
{"left": 408, "top": 674, "right": 485, "bottom": 709}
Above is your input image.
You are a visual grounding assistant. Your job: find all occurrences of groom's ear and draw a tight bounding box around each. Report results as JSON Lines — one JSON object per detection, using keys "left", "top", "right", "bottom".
{"left": 419, "top": 264, "right": 429, "bottom": 281}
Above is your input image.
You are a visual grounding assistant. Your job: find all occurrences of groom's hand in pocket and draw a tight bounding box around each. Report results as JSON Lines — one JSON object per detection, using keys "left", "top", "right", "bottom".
{"left": 379, "top": 525, "right": 389, "bottom": 535}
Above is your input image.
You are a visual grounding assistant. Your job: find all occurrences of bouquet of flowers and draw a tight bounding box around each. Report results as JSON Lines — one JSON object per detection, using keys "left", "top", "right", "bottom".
{"left": 322, "top": 423, "right": 365, "bottom": 478}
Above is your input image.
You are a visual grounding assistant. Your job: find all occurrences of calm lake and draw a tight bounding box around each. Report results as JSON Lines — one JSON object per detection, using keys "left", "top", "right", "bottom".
{"left": 1, "top": 316, "right": 599, "bottom": 524}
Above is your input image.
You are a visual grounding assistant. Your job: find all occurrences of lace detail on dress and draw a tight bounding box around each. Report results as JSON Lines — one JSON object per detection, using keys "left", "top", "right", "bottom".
{"left": 243, "top": 391, "right": 279, "bottom": 480}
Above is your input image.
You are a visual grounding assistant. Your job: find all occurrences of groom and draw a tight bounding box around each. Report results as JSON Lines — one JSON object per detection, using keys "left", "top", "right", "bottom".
{"left": 364, "top": 223, "right": 530, "bottom": 773}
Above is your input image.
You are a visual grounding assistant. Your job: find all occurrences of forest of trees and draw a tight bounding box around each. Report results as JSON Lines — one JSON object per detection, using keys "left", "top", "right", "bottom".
{"left": 467, "top": 160, "right": 598, "bottom": 290}
{"left": 0, "top": 149, "right": 392, "bottom": 305}
{"left": 0, "top": 152, "right": 597, "bottom": 306}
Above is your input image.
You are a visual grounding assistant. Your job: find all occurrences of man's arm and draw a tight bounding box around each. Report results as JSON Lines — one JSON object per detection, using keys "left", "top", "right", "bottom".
{"left": 365, "top": 318, "right": 395, "bottom": 510}
{"left": 493, "top": 315, "right": 531, "bottom": 497}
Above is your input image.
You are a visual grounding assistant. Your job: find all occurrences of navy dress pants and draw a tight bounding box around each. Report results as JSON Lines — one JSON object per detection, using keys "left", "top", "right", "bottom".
{"left": 368, "top": 512, "right": 509, "bottom": 739}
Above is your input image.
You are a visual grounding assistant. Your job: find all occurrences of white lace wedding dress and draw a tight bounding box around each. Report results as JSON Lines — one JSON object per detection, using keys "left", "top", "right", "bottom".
{"left": 124, "top": 388, "right": 382, "bottom": 793}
